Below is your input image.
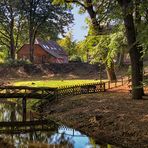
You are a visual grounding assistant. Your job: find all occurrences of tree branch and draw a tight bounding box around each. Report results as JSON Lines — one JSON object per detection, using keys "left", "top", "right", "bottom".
{"left": 98, "top": 0, "right": 112, "bottom": 23}
{"left": 65, "top": 0, "right": 87, "bottom": 9}
{"left": 0, "top": 30, "right": 10, "bottom": 39}
{"left": 0, "top": 36, "right": 10, "bottom": 44}
{"left": 96, "top": 0, "right": 105, "bottom": 10}
{"left": 0, "top": 39, "right": 10, "bottom": 48}
{"left": 0, "top": 23, "right": 10, "bottom": 35}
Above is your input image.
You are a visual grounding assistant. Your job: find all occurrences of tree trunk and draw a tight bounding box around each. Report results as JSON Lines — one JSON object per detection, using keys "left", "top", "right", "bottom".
{"left": 29, "top": 0, "right": 34, "bottom": 63}
{"left": 85, "top": 0, "right": 101, "bottom": 35}
{"left": 118, "top": 0, "right": 143, "bottom": 99}
{"left": 29, "top": 24, "right": 34, "bottom": 63}
{"left": 135, "top": 0, "right": 144, "bottom": 95}
{"left": 139, "top": 46, "right": 144, "bottom": 95}
{"left": 117, "top": 50, "right": 125, "bottom": 68}
{"left": 29, "top": 40, "right": 34, "bottom": 63}
{"left": 71, "top": 0, "right": 117, "bottom": 80}
{"left": 106, "top": 62, "right": 117, "bottom": 81}
{"left": 10, "top": 17, "right": 15, "bottom": 60}
{"left": 85, "top": 0, "right": 117, "bottom": 80}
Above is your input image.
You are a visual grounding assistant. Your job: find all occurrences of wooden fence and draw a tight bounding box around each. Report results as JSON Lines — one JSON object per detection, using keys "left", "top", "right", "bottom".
{"left": 0, "top": 82, "right": 105, "bottom": 100}
{"left": 0, "top": 76, "right": 132, "bottom": 101}
{"left": 56, "top": 82, "right": 105, "bottom": 99}
{"left": 104, "top": 76, "right": 129, "bottom": 90}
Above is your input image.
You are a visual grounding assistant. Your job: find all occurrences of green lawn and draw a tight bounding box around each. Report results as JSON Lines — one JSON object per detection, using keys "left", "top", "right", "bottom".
{"left": 14, "top": 79, "right": 104, "bottom": 88}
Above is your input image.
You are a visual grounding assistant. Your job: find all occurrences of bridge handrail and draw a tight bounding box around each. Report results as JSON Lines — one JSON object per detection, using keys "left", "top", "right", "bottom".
{"left": 0, "top": 86, "right": 57, "bottom": 90}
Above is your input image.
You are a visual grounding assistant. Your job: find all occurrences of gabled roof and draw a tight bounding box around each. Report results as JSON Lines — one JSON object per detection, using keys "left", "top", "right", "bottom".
{"left": 35, "top": 38, "right": 67, "bottom": 58}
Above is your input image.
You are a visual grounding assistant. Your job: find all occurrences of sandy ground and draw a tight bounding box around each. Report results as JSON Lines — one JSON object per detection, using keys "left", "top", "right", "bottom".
{"left": 41, "top": 84, "right": 148, "bottom": 148}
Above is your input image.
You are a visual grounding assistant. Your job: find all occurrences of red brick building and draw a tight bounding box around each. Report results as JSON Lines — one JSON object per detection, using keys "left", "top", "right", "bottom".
{"left": 17, "top": 38, "right": 68, "bottom": 64}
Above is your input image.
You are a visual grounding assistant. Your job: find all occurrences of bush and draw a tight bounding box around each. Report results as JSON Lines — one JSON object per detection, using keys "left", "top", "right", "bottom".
{"left": 69, "top": 55, "right": 82, "bottom": 62}
{"left": 4, "top": 58, "right": 31, "bottom": 67}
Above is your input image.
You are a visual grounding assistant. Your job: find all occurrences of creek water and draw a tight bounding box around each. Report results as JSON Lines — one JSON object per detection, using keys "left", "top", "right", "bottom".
{"left": 0, "top": 100, "right": 117, "bottom": 148}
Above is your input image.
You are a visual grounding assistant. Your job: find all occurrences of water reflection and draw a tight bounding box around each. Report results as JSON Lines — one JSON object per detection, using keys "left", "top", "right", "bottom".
{"left": 0, "top": 100, "right": 117, "bottom": 148}
{"left": 0, "top": 101, "right": 22, "bottom": 122}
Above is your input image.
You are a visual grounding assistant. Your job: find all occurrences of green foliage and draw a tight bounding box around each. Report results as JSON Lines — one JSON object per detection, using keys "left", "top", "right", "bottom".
{"left": 0, "top": 51, "right": 7, "bottom": 63}
{"left": 75, "top": 24, "right": 127, "bottom": 68}
{"left": 0, "top": 0, "right": 23, "bottom": 59}
{"left": 0, "top": 0, "right": 74, "bottom": 61}
{"left": 52, "top": 0, "right": 65, "bottom": 5}
{"left": 69, "top": 55, "right": 82, "bottom": 62}
{"left": 137, "top": 24, "right": 148, "bottom": 55}
{"left": 15, "top": 79, "right": 104, "bottom": 87}
{"left": 22, "top": 0, "right": 74, "bottom": 39}
{"left": 4, "top": 59, "right": 31, "bottom": 67}
{"left": 58, "top": 32, "right": 76, "bottom": 57}
{"left": 76, "top": 35, "right": 112, "bottom": 66}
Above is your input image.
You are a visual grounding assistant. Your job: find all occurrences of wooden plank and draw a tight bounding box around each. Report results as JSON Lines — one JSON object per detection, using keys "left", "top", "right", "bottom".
{"left": 0, "top": 127, "right": 56, "bottom": 134}
{"left": 0, "top": 93, "right": 55, "bottom": 99}
{"left": 0, "top": 86, "right": 57, "bottom": 91}
{"left": 22, "top": 97, "right": 26, "bottom": 122}
{"left": 0, "top": 120, "right": 55, "bottom": 127}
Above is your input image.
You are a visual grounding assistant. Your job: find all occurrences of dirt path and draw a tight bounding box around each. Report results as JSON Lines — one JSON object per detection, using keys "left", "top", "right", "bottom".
{"left": 42, "top": 84, "right": 148, "bottom": 148}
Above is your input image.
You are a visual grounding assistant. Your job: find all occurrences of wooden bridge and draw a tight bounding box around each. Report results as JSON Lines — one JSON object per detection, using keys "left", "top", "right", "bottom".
{"left": 0, "top": 82, "right": 105, "bottom": 99}
{"left": 0, "top": 86, "right": 56, "bottom": 99}
{"left": 0, "top": 82, "right": 105, "bottom": 121}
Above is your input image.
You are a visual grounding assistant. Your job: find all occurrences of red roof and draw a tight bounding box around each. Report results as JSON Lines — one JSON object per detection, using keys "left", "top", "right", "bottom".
{"left": 35, "top": 38, "right": 68, "bottom": 58}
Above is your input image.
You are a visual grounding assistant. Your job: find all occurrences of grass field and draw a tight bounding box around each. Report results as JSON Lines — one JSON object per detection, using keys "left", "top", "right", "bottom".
{"left": 14, "top": 79, "right": 104, "bottom": 88}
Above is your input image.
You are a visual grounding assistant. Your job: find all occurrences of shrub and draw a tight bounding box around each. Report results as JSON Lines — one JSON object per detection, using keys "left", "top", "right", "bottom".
{"left": 4, "top": 58, "right": 31, "bottom": 67}
{"left": 69, "top": 55, "right": 82, "bottom": 62}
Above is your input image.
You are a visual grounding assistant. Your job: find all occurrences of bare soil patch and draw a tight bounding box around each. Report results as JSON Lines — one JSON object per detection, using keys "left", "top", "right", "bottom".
{"left": 42, "top": 85, "right": 148, "bottom": 148}
{"left": 0, "top": 63, "right": 100, "bottom": 81}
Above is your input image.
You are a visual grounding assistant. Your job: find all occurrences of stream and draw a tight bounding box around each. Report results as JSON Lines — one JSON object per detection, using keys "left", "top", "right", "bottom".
{"left": 0, "top": 100, "right": 118, "bottom": 148}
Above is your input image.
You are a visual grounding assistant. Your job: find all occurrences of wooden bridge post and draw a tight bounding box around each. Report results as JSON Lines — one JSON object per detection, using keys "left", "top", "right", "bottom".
{"left": 22, "top": 97, "right": 27, "bottom": 122}
{"left": 115, "top": 80, "right": 117, "bottom": 87}
{"left": 72, "top": 87, "right": 74, "bottom": 96}
{"left": 121, "top": 77, "right": 123, "bottom": 86}
{"left": 103, "top": 83, "right": 106, "bottom": 91}
{"left": 55, "top": 89, "right": 58, "bottom": 100}
{"left": 108, "top": 81, "right": 110, "bottom": 89}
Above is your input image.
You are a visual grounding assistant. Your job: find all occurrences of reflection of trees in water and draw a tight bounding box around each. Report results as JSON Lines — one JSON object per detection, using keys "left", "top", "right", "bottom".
{"left": 0, "top": 99, "right": 38, "bottom": 122}
{"left": 1, "top": 130, "right": 74, "bottom": 147}
{"left": 0, "top": 100, "right": 22, "bottom": 122}
{"left": 2, "top": 127, "right": 74, "bottom": 147}
{"left": 1, "top": 130, "right": 55, "bottom": 147}
{"left": 0, "top": 101, "right": 114, "bottom": 148}
{"left": 0, "top": 103, "right": 15, "bottom": 121}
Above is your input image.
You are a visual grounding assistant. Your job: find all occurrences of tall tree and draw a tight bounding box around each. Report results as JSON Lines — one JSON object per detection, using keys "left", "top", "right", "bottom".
{"left": 117, "top": 0, "right": 144, "bottom": 99}
{"left": 0, "top": 0, "right": 24, "bottom": 60}
{"left": 54, "top": 0, "right": 148, "bottom": 99}
{"left": 58, "top": 32, "right": 76, "bottom": 57}
{"left": 21, "top": 0, "right": 73, "bottom": 63}
{"left": 109, "top": 25, "right": 127, "bottom": 68}
{"left": 53, "top": 0, "right": 117, "bottom": 81}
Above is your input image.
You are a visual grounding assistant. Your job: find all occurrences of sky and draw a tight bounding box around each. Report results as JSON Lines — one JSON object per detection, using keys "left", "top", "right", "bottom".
{"left": 71, "top": 7, "right": 88, "bottom": 41}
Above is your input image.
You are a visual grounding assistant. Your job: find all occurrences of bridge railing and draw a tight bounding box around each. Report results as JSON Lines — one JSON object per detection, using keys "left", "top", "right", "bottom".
{"left": 0, "top": 81, "right": 107, "bottom": 100}
{"left": 0, "top": 86, "right": 57, "bottom": 99}
{"left": 56, "top": 82, "right": 105, "bottom": 99}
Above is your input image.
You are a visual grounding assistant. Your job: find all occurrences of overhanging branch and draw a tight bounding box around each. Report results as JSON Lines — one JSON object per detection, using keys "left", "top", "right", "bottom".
{"left": 65, "top": 0, "right": 86, "bottom": 9}
{"left": 0, "top": 30, "right": 10, "bottom": 39}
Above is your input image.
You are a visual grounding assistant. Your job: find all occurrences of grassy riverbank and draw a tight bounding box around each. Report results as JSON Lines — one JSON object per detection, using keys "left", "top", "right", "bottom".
{"left": 14, "top": 79, "right": 105, "bottom": 87}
